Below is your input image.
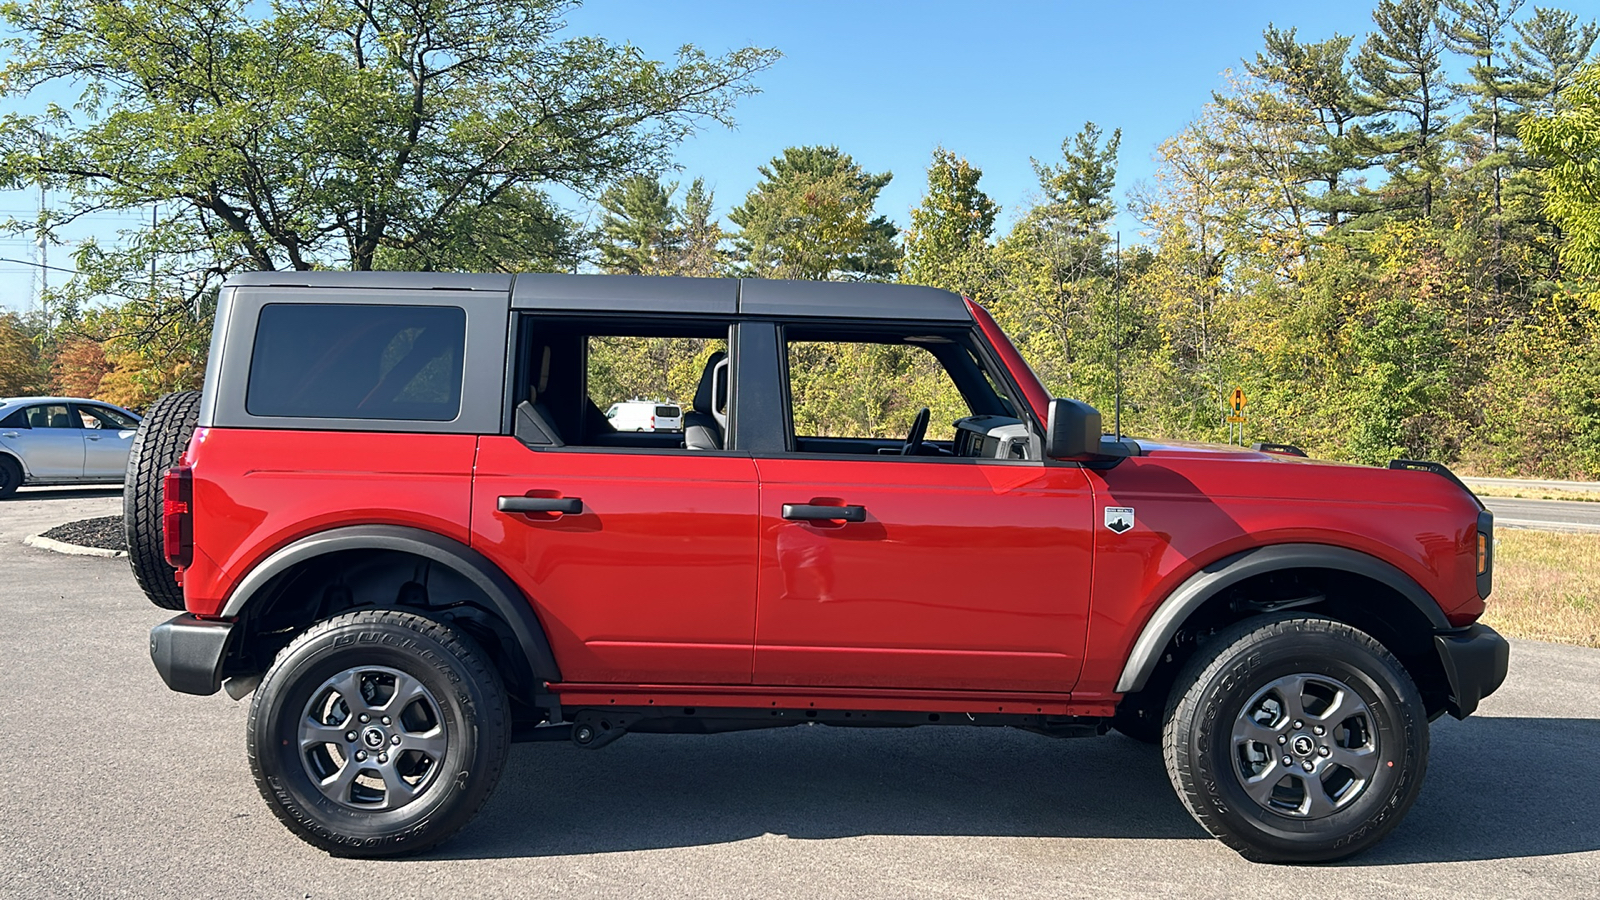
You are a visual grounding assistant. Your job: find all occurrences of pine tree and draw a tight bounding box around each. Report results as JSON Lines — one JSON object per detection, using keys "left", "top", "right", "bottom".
{"left": 1509, "top": 7, "right": 1600, "bottom": 116}
{"left": 729, "top": 146, "right": 899, "bottom": 281}
{"left": 674, "top": 177, "right": 726, "bottom": 278}
{"left": 597, "top": 175, "right": 681, "bottom": 275}
{"left": 1355, "top": 0, "right": 1452, "bottom": 218}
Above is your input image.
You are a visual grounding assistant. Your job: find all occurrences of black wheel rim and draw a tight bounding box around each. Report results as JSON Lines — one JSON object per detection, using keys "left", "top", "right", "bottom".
{"left": 1230, "top": 673, "right": 1380, "bottom": 819}
{"left": 298, "top": 665, "right": 448, "bottom": 811}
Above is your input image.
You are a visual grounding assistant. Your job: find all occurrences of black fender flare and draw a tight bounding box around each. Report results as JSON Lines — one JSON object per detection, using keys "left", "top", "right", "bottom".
{"left": 220, "top": 524, "right": 561, "bottom": 684}
{"left": 1115, "top": 543, "right": 1451, "bottom": 694}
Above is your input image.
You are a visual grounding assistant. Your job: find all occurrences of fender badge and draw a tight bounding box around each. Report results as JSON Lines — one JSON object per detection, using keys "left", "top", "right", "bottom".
{"left": 1105, "top": 507, "right": 1135, "bottom": 534}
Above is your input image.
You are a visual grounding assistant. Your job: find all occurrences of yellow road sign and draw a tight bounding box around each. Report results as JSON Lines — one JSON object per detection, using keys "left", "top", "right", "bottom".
{"left": 1228, "top": 386, "right": 1247, "bottom": 415}
{"left": 1226, "top": 415, "right": 1247, "bottom": 424}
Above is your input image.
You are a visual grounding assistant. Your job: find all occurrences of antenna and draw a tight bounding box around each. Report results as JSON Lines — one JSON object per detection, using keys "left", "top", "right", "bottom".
{"left": 1113, "top": 230, "right": 1122, "bottom": 443}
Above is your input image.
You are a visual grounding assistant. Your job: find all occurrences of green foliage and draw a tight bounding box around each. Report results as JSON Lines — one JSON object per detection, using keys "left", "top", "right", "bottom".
{"left": 1522, "top": 62, "right": 1600, "bottom": 274}
{"left": 901, "top": 148, "right": 999, "bottom": 299}
{"left": 729, "top": 146, "right": 900, "bottom": 280}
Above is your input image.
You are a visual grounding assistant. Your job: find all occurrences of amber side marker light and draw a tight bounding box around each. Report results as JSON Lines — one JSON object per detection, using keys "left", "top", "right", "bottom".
{"left": 1477, "top": 532, "right": 1488, "bottom": 575}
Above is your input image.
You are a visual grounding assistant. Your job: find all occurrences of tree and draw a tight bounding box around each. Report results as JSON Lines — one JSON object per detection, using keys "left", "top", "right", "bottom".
{"left": 1355, "top": 0, "right": 1452, "bottom": 218}
{"left": 0, "top": 313, "right": 44, "bottom": 396}
{"left": 49, "top": 335, "right": 112, "bottom": 398}
{"left": 729, "top": 146, "right": 899, "bottom": 280}
{"left": 0, "top": 0, "right": 778, "bottom": 324}
{"left": 675, "top": 178, "right": 726, "bottom": 278}
{"left": 1444, "top": 0, "right": 1525, "bottom": 224}
{"left": 1521, "top": 62, "right": 1600, "bottom": 273}
{"left": 901, "top": 148, "right": 999, "bottom": 297}
{"left": 1508, "top": 7, "right": 1600, "bottom": 116}
{"left": 596, "top": 175, "right": 681, "bottom": 275}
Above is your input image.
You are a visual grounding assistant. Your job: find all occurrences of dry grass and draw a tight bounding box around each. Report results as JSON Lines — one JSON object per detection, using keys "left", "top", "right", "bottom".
{"left": 1469, "top": 484, "right": 1600, "bottom": 503}
{"left": 1480, "top": 530, "right": 1600, "bottom": 648}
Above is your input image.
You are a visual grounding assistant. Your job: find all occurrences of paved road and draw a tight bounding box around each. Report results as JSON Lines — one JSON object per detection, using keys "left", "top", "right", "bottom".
{"left": 1463, "top": 476, "right": 1600, "bottom": 494}
{"left": 1482, "top": 495, "right": 1600, "bottom": 534}
{"left": 2, "top": 487, "right": 1598, "bottom": 899}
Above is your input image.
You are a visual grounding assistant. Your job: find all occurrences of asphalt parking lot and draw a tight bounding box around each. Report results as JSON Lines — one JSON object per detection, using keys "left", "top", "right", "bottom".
{"left": 2, "top": 487, "right": 1598, "bottom": 899}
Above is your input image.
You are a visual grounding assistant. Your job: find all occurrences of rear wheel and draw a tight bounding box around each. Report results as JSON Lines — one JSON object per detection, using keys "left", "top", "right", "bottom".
{"left": 123, "top": 390, "right": 200, "bottom": 609}
{"left": 1163, "top": 614, "right": 1427, "bottom": 863}
{"left": 247, "top": 609, "right": 511, "bottom": 857}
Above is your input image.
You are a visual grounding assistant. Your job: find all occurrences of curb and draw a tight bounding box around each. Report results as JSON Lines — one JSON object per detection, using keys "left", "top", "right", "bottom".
{"left": 23, "top": 533, "right": 128, "bottom": 558}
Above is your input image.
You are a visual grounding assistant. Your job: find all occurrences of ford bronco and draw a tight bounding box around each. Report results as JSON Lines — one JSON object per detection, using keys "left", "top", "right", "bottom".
{"left": 132, "top": 272, "right": 1508, "bottom": 862}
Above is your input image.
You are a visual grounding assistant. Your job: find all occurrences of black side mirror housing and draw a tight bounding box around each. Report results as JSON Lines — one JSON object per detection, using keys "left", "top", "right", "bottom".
{"left": 1044, "top": 398, "right": 1104, "bottom": 460}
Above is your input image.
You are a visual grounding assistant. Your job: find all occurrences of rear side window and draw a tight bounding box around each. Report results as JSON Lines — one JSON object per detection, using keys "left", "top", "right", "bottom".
{"left": 655, "top": 405, "right": 681, "bottom": 418}
{"left": 247, "top": 304, "right": 466, "bottom": 421}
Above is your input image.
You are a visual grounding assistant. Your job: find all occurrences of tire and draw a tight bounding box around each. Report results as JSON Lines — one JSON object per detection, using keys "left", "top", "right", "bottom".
{"left": 247, "top": 609, "right": 511, "bottom": 858}
{"left": 123, "top": 390, "right": 201, "bottom": 610}
{"left": 0, "top": 455, "right": 20, "bottom": 499}
{"left": 1163, "top": 614, "right": 1428, "bottom": 863}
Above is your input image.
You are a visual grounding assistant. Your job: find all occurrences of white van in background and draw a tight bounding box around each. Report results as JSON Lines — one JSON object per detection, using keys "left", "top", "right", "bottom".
{"left": 604, "top": 400, "right": 684, "bottom": 432}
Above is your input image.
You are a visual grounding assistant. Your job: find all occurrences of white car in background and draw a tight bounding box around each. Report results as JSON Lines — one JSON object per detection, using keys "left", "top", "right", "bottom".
{"left": 604, "top": 399, "right": 683, "bottom": 432}
{"left": 0, "top": 397, "right": 142, "bottom": 498}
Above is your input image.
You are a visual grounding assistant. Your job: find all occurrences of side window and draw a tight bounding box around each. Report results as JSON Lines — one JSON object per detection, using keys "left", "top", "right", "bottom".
{"left": 782, "top": 329, "right": 1030, "bottom": 459}
{"left": 0, "top": 407, "right": 29, "bottom": 428}
{"left": 246, "top": 303, "right": 466, "bottom": 421}
{"left": 27, "top": 404, "right": 76, "bottom": 429}
{"left": 514, "top": 316, "right": 731, "bottom": 451}
{"left": 79, "top": 406, "right": 139, "bottom": 430}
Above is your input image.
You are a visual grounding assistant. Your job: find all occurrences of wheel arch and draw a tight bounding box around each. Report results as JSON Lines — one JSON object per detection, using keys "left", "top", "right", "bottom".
{"left": 221, "top": 524, "right": 561, "bottom": 697}
{"left": 1116, "top": 544, "right": 1452, "bottom": 707}
{"left": 0, "top": 448, "right": 29, "bottom": 479}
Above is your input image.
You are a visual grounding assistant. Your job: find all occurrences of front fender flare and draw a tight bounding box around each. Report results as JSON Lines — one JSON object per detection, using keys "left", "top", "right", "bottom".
{"left": 220, "top": 524, "right": 561, "bottom": 684}
{"left": 1115, "top": 543, "right": 1451, "bottom": 694}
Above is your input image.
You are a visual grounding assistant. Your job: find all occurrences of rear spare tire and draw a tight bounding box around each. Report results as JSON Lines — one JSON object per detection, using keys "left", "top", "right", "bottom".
{"left": 124, "top": 390, "right": 201, "bottom": 610}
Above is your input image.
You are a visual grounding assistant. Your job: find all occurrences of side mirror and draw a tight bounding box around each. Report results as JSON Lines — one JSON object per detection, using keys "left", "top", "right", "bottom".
{"left": 1044, "top": 398, "right": 1103, "bottom": 460}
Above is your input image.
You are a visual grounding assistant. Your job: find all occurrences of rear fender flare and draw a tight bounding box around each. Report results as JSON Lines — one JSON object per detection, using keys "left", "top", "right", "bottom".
{"left": 1115, "top": 543, "right": 1451, "bottom": 694}
{"left": 220, "top": 524, "right": 561, "bottom": 684}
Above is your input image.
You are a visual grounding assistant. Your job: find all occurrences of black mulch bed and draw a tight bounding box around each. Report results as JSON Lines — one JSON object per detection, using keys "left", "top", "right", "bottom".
{"left": 39, "top": 515, "right": 126, "bottom": 552}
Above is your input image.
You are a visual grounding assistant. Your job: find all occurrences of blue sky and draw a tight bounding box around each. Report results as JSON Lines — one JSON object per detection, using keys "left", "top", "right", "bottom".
{"left": 0, "top": 0, "right": 1393, "bottom": 313}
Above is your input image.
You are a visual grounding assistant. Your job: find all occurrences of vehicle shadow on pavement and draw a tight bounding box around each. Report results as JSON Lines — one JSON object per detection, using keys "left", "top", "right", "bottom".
{"left": 433, "top": 714, "right": 1599, "bottom": 863}
{"left": 439, "top": 726, "right": 1205, "bottom": 859}
{"left": 1354, "top": 715, "right": 1600, "bottom": 865}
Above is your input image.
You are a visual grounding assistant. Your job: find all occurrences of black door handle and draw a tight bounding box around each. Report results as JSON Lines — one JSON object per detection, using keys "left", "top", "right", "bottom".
{"left": 498, "top": 496, "right": 583, "bottom": 515}
{"left": 782, "top": 503, "right": 866, "bottom": 523}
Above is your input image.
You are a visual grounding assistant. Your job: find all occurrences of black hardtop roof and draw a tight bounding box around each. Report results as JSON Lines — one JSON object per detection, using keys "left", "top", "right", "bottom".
{"left": 223, "top": 271, "right": 971, "bottom": 322}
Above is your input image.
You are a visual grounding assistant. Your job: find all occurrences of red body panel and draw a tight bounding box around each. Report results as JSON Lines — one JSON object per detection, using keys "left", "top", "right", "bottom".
{"left": 181, "top": 428, "right": 477, "bottom": 618}
{"left": 471, "top": 437, "right": 759, "bottom": 685}
{"left": 752, "top": 457, "right": 1094, "bottom": 692}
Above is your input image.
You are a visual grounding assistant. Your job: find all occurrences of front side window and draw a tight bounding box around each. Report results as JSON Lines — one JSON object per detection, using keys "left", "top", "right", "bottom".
{"left": 246, "top": 303, "right": 466, "bottom": 421}
{"left": 782, "top": 328, "right": 1031, "bottom": 460}
{"left": 80, "top": 406, "right": 138, "bottom": 429}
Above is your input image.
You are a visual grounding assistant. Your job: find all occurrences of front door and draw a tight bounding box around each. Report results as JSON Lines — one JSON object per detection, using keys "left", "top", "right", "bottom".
{"left": 751, "top": 327, "right": 1094, "bottom": 693}
{"left": 77, "top": 405, "right": 139, "bottom": 479}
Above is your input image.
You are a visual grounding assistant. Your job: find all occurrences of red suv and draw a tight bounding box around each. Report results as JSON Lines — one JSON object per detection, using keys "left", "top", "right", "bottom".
{"left": 132, "top": 272, "right": 1507, "bottom": 862}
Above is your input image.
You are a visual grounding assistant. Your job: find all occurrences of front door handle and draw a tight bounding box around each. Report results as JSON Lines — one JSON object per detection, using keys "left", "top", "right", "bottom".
{"left": 1, "top": 432, "right": 17, "bottom": 438}
{"left": 782, "top": 503, "right": 867, "bottom": 523}
{"left": 86, "top": 435, "right": 103, "bottom": 441}
{"left": 498, "top": 496, "right": 583, "bottom": 515}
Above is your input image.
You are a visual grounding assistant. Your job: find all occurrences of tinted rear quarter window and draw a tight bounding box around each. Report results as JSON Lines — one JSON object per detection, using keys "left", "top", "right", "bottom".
{"left": 247, "top": 304, "right": 466, "bottom": 421}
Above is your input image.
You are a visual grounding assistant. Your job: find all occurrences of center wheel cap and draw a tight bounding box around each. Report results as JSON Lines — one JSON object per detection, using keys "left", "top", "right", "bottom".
{"left": 1292, "top": 734, "right": 1316, "bottom": 757}
{"left": 362, "top": 727, "right": 386, "bottom": 750}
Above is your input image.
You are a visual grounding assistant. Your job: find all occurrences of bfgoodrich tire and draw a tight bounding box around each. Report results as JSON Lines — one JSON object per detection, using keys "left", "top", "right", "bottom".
{"left": 247, "top": 610, "right": 511, "bottom": 858}
{"left": 123, "top": 390, "right": 200, "bottom": 610}
{"left": 1163, "top": 614, "right": 1428, "bottom": 863}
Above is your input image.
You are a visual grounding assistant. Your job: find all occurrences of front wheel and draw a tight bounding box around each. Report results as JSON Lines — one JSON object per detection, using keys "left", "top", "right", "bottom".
{"left": 247, "top": 610, "right": 511, "bottom": 857}
{"left": 1163, "top": 614, "right": 1428, "bottom": 863}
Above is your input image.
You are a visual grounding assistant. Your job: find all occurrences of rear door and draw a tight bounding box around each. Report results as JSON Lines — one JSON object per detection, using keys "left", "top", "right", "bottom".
{"left": 471, "top": 303, "right": 759, "bottom": 685}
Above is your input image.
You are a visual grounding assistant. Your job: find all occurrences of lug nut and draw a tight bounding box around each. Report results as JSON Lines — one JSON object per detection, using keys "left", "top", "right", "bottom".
{"left": 378, "top": 753, "right": 388, "bottom": 764}
{"left": 391, "top": 735, "right": 401, "bottom": 745}
{"left": 1277, "top": 735, "right": 1287, "bottom": 745}
{"left": 382, "top": 716, "right": 391, "bottom": 726}
{"left": 1293, "top": 720, "right": 1304, "bottom": 729}
{"left": 346, "top": 731, "right": 357, "bottom": 742}
{"left": 355, "top": 751, "right": 367, "bottom": 761}
{"left": 1313, "top": 725, "right": 1325, "bottom": 735}
{"left": 1302, "top": 761, "right": 1315, "bottom": 772}
{"left": 1319, "top": 746, "right": 1331, "bottom": 757}
{"left": 359, "top": 714, "right": 370, "bottom": 723}
{"left": 1281, "top": 756, "right": 1293, "bottom": 766}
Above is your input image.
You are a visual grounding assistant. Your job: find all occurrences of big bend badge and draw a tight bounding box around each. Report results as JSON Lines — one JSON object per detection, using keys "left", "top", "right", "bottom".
{"left": 1105, "top": 506, "right": 1135, "bottom": 534}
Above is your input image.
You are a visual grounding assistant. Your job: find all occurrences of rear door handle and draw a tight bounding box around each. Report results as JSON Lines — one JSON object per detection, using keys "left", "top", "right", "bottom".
{"left": 782, "top": 503, "right": 867, "bottom": 523}
{"left": 498, "top": 496, "right": 583, "bottom": 515}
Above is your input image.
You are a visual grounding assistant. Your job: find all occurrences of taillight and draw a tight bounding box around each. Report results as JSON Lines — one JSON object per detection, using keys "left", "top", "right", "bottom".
{"left": 162, "top": 465, "right": 193, "bottom": 568}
